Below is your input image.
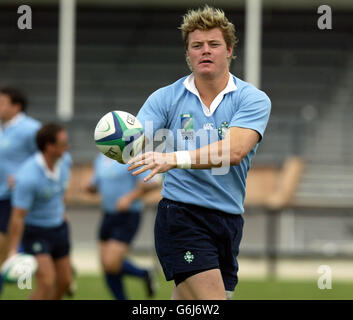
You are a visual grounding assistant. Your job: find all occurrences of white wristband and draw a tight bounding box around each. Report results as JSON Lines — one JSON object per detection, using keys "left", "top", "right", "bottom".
{"left": 175, "top": 151, "right": 192, "bottom": 169}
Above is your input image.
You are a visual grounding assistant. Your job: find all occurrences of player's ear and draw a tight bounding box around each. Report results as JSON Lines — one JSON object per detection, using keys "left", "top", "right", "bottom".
{"left": 226, "top": 46, "right": 233, "bottom": 59}
{"left": 13, "top": 102, "right": 22, "bottom": 112}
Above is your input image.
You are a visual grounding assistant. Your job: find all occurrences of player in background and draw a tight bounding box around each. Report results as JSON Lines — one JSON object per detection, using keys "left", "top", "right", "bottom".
{"left": 85, "top": 153, "right": 160, "bottom": 300}
{"left": 7, "top": 123, "right": 73, "bottom": 300}
{"left": 0, "top": 88, "right": 41, "bottom": 296}
{"left": 128, "top": 5, "right": 271, "bottom": 299}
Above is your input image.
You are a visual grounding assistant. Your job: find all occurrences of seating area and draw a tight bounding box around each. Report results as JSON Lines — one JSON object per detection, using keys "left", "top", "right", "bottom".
{"left": 1, "top": 6, "right": 352, "bottom": 168}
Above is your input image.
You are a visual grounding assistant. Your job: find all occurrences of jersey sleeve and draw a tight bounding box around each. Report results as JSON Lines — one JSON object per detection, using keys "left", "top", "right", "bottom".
{"left": 137, "top": 88, "right": 169, "bottom": 137}
{"left": 12, "top": 177, "right": 36, "bottom": 211}
{"left": 63, "top": 152, "right": 73, "bottom": 168}
{"left": 229, "top": 87, "right": 271, "bottom": 141}
{"left": 26, "top": 122, "right": 41, "bottom": 155}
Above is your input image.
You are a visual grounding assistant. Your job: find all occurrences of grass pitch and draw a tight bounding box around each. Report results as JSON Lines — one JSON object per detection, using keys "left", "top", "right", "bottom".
{"left": 1, "top": 272, "right": 353, "bottom": 300}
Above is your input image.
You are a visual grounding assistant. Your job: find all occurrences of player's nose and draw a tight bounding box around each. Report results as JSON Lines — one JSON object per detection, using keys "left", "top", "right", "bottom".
{"left": 201, "top": 43, "right": 211, "bottom": 54}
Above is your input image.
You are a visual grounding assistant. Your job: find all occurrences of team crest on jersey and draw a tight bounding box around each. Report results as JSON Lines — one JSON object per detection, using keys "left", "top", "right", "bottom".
{"left": 42, "top": 187, "right": 53, "bottom": 200}
{"left": 181, "top": 113, "right": 194, "bottom": 140}
{"left": 218, "top": 121, "right": 229, "bottom": 139}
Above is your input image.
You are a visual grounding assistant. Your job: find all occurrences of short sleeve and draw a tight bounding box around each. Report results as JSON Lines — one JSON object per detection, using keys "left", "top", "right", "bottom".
{"left": 12, "top": 178, "right": 36, "bottom": 211}
{"left": 63, "top": 152, "right": 73, "bottom": 168}
{"left": 26, "top": 120, "right": 41, "bottom": 154}
{"left": 229, "top": 88, "right": 271, "bottom": 141}
{"left": 27, "top": 125, "right": 40, "bottom": 155}
{"left": 137, "top": 88, "right": 169, "bottom": 136}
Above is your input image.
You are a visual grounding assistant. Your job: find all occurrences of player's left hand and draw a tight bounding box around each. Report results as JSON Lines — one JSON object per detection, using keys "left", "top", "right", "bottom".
{"left": 128, "top": 152, "right": 176, "bottom": 182}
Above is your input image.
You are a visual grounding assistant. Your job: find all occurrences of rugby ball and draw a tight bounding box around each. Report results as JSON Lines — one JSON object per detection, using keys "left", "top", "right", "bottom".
{"left": 94, "top": 111, "right": 145, "bottom": 164}
{"left": 1, "top": 253, "right": 38, "bottom": 283}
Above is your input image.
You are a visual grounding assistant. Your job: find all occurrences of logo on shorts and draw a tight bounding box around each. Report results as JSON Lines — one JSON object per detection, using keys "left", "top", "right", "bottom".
{"left": 32, "top": 242, "right": 42, "bottom": 253}
{"left": 184, "top": 251, "right": 194, "bottom": 264}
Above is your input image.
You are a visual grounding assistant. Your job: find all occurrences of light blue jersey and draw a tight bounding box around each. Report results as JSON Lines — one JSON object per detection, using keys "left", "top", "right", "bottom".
{"left": 92, "top": 154, "right": 148, "bottom": 213}
{"left": 0, "top": 113, "right": 41, "bottom": 200}
{"left": 12, "top": 152, "right": 72, "bottom": 227}
{"left": 137, "top": 73, "right": 271, "bottom": 214}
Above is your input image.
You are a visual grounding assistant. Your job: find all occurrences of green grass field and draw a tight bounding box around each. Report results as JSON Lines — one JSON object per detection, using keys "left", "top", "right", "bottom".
{"left": 2, "top": 272, "right": 353, "bottom": 300}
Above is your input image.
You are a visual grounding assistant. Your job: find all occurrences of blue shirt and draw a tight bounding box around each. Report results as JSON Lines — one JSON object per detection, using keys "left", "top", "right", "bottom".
{"left": 0, "top": 113, "right": 41, "bottom": 200}
{"left": 12, "top": 152, "right": 72, "bottom": 227}
{"left": 137, "top": 73, "right": 271, "bottom": 214}
{"left": 92, "top": 154, "right": 148, "bottom": 213}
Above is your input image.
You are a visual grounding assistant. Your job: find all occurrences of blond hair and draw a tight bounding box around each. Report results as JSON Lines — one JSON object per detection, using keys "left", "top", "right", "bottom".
{"left": 180, "top": 5, "right": 237, "bottom": 61}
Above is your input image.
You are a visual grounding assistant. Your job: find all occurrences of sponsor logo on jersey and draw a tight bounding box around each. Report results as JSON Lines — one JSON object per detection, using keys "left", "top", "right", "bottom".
{"left": 203, "top": 123, "right": 215, "bottom": 130}
{"left": 181, "top": 113, "right": 194, "bottom": 140}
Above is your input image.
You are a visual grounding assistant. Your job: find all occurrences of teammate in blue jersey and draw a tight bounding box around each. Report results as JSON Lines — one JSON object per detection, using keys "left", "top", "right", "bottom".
{"left": 85, "top": 153, "right": 159, "bottom": 300}
{"left": 0, "top": 88, "right": 40, "bottom": 295}
{"left": 128, "top": 5, "right": 271, "bottom": 300}
{"left": 7, "top": 123, "right": 73, "bottom": 300}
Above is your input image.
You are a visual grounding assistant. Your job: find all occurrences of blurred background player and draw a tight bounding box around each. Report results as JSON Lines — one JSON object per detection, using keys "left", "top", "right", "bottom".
{"left": 85, "top": 153, "right": 159, "bottom": 300}
{"left": 0, "top": 88, "right": 41, "bottom": 296}
{"left": 7, "top": 123, "right": 73, "bottom": 300}
{"left": 129, "top": 5, "right": 271, "bottom": 299}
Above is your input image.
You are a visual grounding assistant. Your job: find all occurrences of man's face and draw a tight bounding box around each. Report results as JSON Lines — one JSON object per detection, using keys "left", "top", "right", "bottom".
{"left": 0, "top": 94, "right": 18, "bottom": 122}
{"left": 186, "top": 27, "right": 232, "bottom": 79}
{"left": 49, "top": 130, "right": 69, "bottom": 159}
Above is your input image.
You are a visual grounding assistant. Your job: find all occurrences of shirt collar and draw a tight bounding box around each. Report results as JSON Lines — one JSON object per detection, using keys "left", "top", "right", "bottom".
{"left": 0, "top": 112, "right": 25, "bottom": 131}
{"left": 35, "top": 152, "right": 62, "bottom": 181}
{"left": 183, "top": 73, "right": 237, "bottom": 117}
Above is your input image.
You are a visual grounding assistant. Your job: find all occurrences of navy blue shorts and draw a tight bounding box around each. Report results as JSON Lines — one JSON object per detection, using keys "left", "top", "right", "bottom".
{"left": 98, "top": 211, "right": 141, "bottom": 244}
{"left": 22, "top": 221, "right": 71, "bottom": 260}
{"left": 155, "top": 198, "right": 244, "bottom": 292}
{"left": 0, "top": 198, "right": 11, "bottom": 234}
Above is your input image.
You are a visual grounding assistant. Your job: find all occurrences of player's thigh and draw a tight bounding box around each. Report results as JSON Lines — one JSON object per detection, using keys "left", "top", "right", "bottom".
{"left": 100, "top": 240, "right": 129, "bottom": 270}
{"left": 53, "top": 255, "right": 72, "bottom": 287}
{"left": 177, "top": 268, "right": 226, "bottom": 300}
{"left": 35, "top": 254, "right": 56, "bottom": 287}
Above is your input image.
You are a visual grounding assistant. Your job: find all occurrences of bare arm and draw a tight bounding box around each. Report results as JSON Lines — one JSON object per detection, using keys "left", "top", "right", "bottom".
{"left": 7, "top": 208, "right": 27, "bottom": 256}
{"left": 128, "top": 127, "right": 260, "bottom": 181}
{"left": 190, "top": 126, "right": 260, "bottom": 168}
{"left": 85, "top": 184, "right": 98, "bottom": 193}
{"left": 116, "top": 179, "right": 160, "bottom": 211}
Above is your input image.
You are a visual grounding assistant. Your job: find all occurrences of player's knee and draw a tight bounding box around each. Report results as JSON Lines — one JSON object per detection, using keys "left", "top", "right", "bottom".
{"left": 102, "top": 257, "right": 122, "bottom": 274}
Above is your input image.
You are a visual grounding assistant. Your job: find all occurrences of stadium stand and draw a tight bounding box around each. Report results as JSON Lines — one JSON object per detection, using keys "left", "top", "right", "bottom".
{"left": 1, "top": 5, "right": 353, "bottom": 209}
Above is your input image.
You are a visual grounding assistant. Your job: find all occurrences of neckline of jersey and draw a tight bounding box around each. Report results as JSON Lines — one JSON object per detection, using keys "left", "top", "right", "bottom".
{"left": 35, "top": 152, "right": 62, "bottom": 181}
{"left": 183, "top": 73, "right": 237, "bottom": 117}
